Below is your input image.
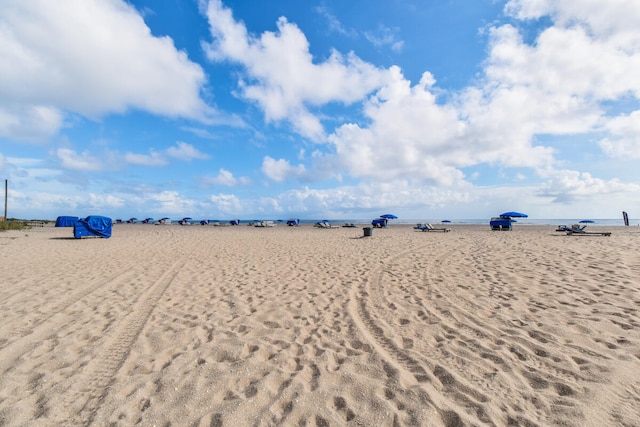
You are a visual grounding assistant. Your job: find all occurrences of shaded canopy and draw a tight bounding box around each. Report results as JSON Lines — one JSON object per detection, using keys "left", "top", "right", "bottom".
{"left": 499, "top": 211, "right": 528, "bottom": 218}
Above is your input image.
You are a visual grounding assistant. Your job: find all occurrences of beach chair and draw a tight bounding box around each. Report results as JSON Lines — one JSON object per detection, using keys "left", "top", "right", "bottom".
{"left": 565, "top": 224, "right": 611, "bottom": 236}
{"left": 422, "top": 223, "right": 451, "bottom": 232}
{"left": 315, "top": 221, "right": 337, "bottom": 228}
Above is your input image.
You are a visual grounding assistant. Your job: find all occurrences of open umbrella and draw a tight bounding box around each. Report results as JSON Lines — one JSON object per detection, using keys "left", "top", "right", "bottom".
{"left": 441, "top": 220, "right": 451, "bottom": 223}
{"left": 380, "top": 214, "right": 398, "bottom": 219}
{"left": 499, "top": 211, "right": 528, "bottom": 218}
{"left": 579, "top": 219, "right": 595, "bottom": 223}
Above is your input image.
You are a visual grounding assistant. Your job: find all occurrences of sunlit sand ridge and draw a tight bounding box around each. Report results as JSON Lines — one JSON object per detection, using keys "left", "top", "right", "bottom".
{"left": 0, "top": 223, "right": 638, "bottom": 426}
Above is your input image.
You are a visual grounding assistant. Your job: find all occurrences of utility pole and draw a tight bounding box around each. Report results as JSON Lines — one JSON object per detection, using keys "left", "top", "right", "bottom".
{"left": 3, "top": 179, "right": 7, "bottom": 221}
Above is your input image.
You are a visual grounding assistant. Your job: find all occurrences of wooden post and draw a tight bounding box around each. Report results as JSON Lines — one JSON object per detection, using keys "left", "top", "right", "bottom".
{"left": 3, "top": 179, "right": 6, "bottom": 222}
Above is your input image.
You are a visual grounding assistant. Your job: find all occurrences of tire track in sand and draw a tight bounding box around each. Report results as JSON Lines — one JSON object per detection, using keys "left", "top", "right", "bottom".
{"left": 50, "top": 257, "right": 188, "bottom": 426}
{"left": 348, "top": 240, "right": 456, "bottom": 383}
{"left": 0, "top": 270, "right": 135, "bottom": 373}
{"left": 347, "top": 238, "right": 497, "bottom": 426}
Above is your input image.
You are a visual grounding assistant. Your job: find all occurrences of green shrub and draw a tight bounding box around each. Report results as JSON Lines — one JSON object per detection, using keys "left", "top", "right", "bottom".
{"left": 0, "top": 220, "right": 28, "bottom": 231}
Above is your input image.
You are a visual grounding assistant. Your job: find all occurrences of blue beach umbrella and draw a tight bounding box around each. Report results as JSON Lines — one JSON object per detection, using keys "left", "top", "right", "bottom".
{"left": 579, "top": 219, "right": 595, "bottom": 223}
{"left": 380, "top": 214, "right": 398, "bottom": 219}
{"left": 441, "top": 220, "right": 451, "bottom": 223}
{"left": 499, "top": 211, "right": 528, "bottom": 218}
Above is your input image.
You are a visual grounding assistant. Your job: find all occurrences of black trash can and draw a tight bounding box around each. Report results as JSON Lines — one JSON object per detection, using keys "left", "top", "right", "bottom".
{"left": 363, "top": 227, "right": 373, "bottom": 237}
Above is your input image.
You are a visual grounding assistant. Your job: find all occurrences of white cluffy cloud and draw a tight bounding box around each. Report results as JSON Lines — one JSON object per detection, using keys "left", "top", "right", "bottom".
{"left": 166, "top": 141, "right": 210, "bottom": 161}
{"left": 0, "top": 0, "right": 210, "bottom": 141}
{"left": 57, "top": 142, "right": 207, "bottom": 170}
{"left": 56, "top": 148, "right": 103, "bottom": 171}
{"left": 598, "top": 111, "right": 640, "bottom": 159}
{"left": 202, "top": 0, "right": 640, "bottom": 191}
{"left": 202, "top": 0, "right": 392, "bottom": 140}
{"left": 201, "top": 168, "right": 251, "bottom": 187}
{"left": 537, "top": 169, "right": 640, "bottom": 203}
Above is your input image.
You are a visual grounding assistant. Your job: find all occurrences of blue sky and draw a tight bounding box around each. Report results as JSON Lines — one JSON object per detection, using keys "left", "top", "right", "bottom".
{"left": 1, "top": 0, "right": 640, "bottom": 221}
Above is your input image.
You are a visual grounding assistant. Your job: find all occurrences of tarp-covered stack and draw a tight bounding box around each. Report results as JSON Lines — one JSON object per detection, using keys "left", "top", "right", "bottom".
{"left": 74, "top": 216, "right": 112, "bottom": 239}
{"left": 55, "top": 216, "right": 79, "bottom": 227}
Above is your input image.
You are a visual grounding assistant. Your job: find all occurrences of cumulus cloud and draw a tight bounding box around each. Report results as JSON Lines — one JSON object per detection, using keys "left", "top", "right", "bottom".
{"left": 202, "top": 0, "right": 391, "bottom": 140}
{"left": 0, "top": 105, "right": 64, "bottom": 142}
{"left": 201, "top": 168, "right": 251, "bottom": 186}
{"left": 0, "top": 0, "right": 210, "bottom": 141}
{"left": 209, "top": 193, "right": 243, "bottom": 215}
{"left": 86, "top": 193, "right": 125, "bottom": 210}
{"left": 166, "top": 141, "right": 209, "bottom": 161}
{"left": 505, "top": 0, "right": 640, "bottom": 38}
{"left": 148, "top": 190, "right": 199, "bottom": 214}
{"left": 124, "top": 151, "right": 167, "bottom": 167}
{"left": 261, "top": 156, "right": 307, "bottom": 182}
{"left": 322, "top": 0, "right": 640, "bottom": 186}
{"left": 56, "top": 148, "right": 103, "bottom": 171}
{"left": 537, "top": 169, "right": 640, "bottom": 203}
{"left": 129, "top": 141, "right": 208, "bottom": 165}
{"left": 54, "top": 141, "right": 208, "bottom": 171}
{"left": 598, "top": 110, "right": 640, "bottom": 158}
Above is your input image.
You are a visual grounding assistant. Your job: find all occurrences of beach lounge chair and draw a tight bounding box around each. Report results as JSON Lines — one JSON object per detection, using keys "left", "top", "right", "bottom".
{"left": 565, "top": 224, "right": 611, "bottom": 236}
{"left": 315, "top": 220, "right": 338, "bottom": 228}
{"left": 421, "top": 223, "right": 451, "bottom": 232}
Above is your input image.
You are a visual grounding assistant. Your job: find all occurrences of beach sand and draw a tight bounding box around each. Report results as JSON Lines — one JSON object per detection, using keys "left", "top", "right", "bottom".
{"left": 0, "top": 223, "right": 638, "bottom": 426}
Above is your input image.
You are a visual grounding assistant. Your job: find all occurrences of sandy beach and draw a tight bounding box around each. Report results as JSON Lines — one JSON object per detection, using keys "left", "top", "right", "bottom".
{"left": 0, "top": 223, "right": 638, "bottom": 426}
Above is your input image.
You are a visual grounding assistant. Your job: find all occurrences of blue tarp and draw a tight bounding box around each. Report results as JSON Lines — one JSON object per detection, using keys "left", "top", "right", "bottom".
{"left": 55, "top": 216, "right": 79, "bottom": 227}
{"left": 372, "top": 218, "right": 388, "bottom": 227}
{"left": 74, "top": 216, "right": 112, "bottom": 238}
{"left": 490, "top": 217, "right": 512, "bottom": 230}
